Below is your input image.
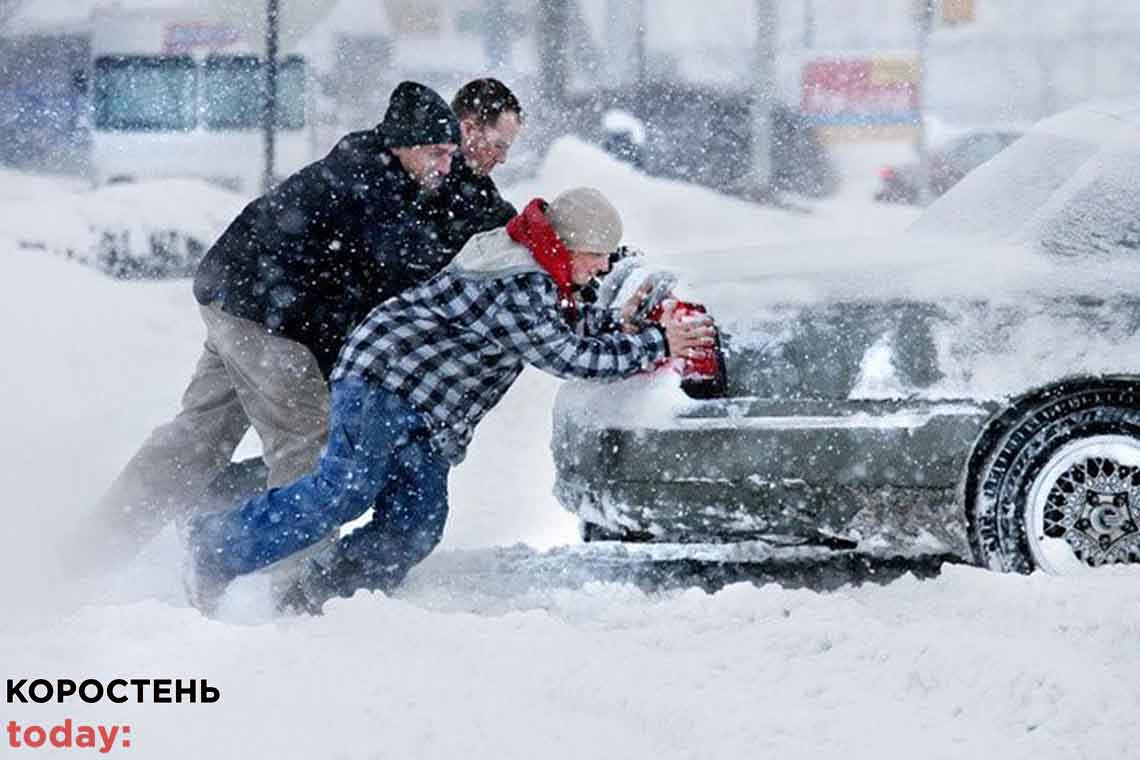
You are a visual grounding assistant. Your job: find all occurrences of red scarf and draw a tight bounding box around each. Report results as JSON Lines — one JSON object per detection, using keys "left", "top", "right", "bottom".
{"left": 506, "top": 198, "right": 577, "bottom": 319}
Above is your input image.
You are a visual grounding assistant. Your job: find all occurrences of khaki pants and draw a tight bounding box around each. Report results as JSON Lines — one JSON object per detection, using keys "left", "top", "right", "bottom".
{"left": 76, "top": 303, "right": 331, "bottom": 572}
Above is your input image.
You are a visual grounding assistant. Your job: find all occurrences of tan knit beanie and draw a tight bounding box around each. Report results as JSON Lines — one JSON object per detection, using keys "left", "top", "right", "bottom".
{"left": 546, "top": 187, "right": 623, "bottom": 253}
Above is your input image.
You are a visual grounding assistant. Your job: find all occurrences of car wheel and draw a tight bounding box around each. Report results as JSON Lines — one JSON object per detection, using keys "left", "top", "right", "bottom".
{"left": 968, "top": 381, "right": 1140, "bottom": 573}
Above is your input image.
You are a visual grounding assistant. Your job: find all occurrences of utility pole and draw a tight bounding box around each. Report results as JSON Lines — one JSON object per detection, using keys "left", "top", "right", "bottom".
{"left": 1084, "top": 0, "right": 1097, "bottom": 100}
{"left": 803, "top": 0, "right": 815, "bottom": 49}
{"left": 633, "top": 0, "right": 646, "bottom": 86}
{"left": 914, "top": 0, "right": 934, "bottom": 205}
{"left": 262, "top": 0, "right": 279, "bottom": 194}
{"left": 483, "top": 0, "right": 511, "bottom": 70}
{"left": 604, "top": 0, "right": 644, "bottom": 88}
{"left": 751, "top": 0, "right": 777, "bottom": 191}
{"left": 537, "top": 0, "right": 570, "bottom": 109}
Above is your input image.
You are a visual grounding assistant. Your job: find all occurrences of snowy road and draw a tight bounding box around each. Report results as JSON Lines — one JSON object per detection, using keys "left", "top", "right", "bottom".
{"left": 3, "top": 143, "right": 1135, "bottom": 759}
{"left": 6, "top": 561, "right": 1139, "bottom": 759}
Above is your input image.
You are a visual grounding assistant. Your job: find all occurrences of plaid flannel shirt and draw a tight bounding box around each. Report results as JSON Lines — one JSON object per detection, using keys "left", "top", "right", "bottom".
{"left": 332, "top": 240, "right": 668, "bottom": 464}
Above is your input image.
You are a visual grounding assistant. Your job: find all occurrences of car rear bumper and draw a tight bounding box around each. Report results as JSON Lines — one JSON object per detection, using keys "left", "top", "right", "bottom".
{"left": 553, "top": 397, "right": 996, "bottom": 553}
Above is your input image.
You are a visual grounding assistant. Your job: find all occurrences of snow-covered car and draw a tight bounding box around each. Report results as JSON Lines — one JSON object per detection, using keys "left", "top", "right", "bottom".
{"left": 553, "top": 96, "right": 1140, "bottom": 575}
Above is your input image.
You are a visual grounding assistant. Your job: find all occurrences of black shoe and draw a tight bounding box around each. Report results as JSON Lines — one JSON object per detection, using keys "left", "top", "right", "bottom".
{"left": 182, "top": 543, "right": 231, "bottom": 616}
{"left": 274, "top": 574, "right": 325, "bottom": 616}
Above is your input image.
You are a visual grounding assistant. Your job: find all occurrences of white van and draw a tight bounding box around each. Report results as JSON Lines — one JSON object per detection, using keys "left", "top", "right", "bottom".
{"left": 89, "top": 4, "right": 314, "bottom": 193}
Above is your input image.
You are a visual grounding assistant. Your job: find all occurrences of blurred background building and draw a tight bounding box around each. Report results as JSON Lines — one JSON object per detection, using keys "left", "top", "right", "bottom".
{"left": 0, "top": 0, "right": 1136, "bottom": 196}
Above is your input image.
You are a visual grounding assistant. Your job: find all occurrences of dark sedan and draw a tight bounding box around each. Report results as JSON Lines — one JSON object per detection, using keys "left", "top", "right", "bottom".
{"left": 554, "top": 97, "right": 1140, "bottom": 576}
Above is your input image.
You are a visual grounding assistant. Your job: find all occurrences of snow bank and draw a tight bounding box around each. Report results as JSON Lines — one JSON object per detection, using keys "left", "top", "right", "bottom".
{"left": 0, "top": 247, "right": 203, "bottom": 611}
{"left": 0, "top": 170, "right": 244, "bottom": 278}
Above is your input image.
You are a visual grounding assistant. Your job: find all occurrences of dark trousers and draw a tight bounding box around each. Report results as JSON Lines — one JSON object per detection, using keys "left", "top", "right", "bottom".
{"left": 191, "top": 376, "right": 450, "bottom": 593}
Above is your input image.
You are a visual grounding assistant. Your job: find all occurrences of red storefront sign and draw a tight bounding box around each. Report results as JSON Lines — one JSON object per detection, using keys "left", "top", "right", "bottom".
{"left": 802, "top": 57, "right": 920, "bottom": 128}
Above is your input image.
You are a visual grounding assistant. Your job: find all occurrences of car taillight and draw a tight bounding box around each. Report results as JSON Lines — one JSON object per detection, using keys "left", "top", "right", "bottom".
{"left": 673, "top": 303, "right": 718, "bottom": 379}
{"left": 648, "top": 301, "right": 728, "bottom": 399}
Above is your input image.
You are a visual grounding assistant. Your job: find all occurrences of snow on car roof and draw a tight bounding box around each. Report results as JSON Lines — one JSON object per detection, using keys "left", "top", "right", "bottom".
{"left": 1030, "top": 95, "right": 1140, "bottom": 143}
{"left": 655, "top": 97, "right": 1140, "bottom": 311}
{"left": 668, "top": 227, "right": 1140, "bottom": 314}
{"left": 663, "top": 234, "right": 1063, "bottom": 306}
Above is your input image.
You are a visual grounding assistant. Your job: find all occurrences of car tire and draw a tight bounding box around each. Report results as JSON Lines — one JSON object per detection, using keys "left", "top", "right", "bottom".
{"left": 967, "top": 379, "right": 1140, "bottom": 574}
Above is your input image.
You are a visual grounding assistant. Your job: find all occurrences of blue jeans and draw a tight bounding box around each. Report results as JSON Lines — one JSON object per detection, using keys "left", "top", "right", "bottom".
{"left": 191, "top": 376, "right": 450, "bottom": 590}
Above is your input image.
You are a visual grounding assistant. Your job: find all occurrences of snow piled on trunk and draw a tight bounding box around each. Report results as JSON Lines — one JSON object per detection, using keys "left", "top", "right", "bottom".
{"left": 3, "top": 144, "right": 1134, "bottom": 759}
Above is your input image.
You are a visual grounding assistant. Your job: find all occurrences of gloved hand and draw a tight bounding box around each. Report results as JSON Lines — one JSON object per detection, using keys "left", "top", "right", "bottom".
{"left": 659, "top": 300, "right": 717, "bottom": 358}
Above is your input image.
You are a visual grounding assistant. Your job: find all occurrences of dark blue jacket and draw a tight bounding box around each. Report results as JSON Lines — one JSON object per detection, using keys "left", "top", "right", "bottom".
{"left": 194, "top": 129, "right": 489, "bottom": 378}
{"left": 428, "top": 152, "right": 517, "bottom": 255}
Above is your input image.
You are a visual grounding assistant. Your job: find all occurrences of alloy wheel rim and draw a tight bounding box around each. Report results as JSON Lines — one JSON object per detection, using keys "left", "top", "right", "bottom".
{"left": 1026, "top": 435, "right": 1140, "bottom": 573}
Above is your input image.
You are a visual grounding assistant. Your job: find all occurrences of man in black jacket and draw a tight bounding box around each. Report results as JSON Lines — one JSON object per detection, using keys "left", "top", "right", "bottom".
{"left": 185, "top": 188, "right": 716, "bottom": 614}
{"left": 77, "top": 80, "right": 520, "bottom": 572}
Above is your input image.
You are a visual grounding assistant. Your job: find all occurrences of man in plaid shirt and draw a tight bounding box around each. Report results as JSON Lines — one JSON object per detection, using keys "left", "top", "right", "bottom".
{"left": 187, "top": 187, "right": 716, "bottom": 613}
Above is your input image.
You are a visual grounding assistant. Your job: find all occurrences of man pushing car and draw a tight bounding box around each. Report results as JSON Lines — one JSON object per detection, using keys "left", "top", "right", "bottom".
{"left": 185, "top": 187, "right": 716, "bottom": 613}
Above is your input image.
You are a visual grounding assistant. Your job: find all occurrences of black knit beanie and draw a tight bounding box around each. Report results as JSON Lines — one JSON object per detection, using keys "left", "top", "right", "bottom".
{"left": 376, "top": 81, "right": 461, "bottom": 148}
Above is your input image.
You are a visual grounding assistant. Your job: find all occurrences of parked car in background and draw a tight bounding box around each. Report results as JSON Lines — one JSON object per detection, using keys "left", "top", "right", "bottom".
{"left": 875, "top": 128, "right": 1023, "bottom": 204}
{"left": 554, "top": 97, "right": 1140, "bottom": 576}
{"left": 562, "top": 83, "right": 837, "bottom": 199}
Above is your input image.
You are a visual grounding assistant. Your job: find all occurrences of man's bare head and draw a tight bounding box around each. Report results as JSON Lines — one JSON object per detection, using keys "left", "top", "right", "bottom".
{"left": 452, "top": 78, "right": 524, "bottom": 177}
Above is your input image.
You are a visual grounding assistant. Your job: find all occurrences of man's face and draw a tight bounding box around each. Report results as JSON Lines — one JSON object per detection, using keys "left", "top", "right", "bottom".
{"left": 392, "top": 143, "right": 458, "bottom": 190}
{"left": 460, "top": 111, "right": 522, "bottom": 176}
{"left": 569, "top": 250, "right": 612, "bottom": 286}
